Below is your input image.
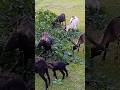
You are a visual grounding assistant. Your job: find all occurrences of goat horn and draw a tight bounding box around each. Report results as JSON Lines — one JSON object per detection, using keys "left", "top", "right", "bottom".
{"left": 68, "top": 38, "right": 77, "bottom": 46}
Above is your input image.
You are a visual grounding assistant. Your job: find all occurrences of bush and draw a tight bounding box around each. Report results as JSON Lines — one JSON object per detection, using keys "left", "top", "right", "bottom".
{"left": 35, "top": 9, "right": 82, "bottom": 62}
{"left": 86, "top": 7, "right": 107, "bottom": 31}
{"left": 0, "top": 0, "right": 34, "bottom": 84}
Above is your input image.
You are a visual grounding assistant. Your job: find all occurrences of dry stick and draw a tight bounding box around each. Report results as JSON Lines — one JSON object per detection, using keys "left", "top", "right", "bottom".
{"left": 69, "top": 38, "right": 77, "bottom": 46}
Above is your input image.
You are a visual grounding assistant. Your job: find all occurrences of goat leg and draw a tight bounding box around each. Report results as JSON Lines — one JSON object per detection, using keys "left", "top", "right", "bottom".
{"left": 46, "top": 69, "right": 51, "bottom": 85}
{"left": 102, "top": 42, "right": 109, "bottom": 60}
{"left": 64, "top": 68, "right": 68, "bottom": 77}
{"left": 39, "top": 73, "right": 48, "bottom": 90}
{"left": 60, "top": 70, "right": 65, "bottom": 80}
{"left": 53, "top": 70, "right": 57, "bottom": 79}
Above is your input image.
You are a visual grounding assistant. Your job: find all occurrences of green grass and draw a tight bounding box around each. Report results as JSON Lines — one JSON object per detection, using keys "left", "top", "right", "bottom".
{"left": 101, "top": 0, "right": 120, "bottom": 19}
{"left": 35, "top": 0, "right": 85, "bottom": 32}
{"left": 35, "top": 63, "right": 85, "bottom": 90}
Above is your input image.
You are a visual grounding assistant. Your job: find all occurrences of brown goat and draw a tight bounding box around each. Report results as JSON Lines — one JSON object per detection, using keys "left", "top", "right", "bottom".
{"left": 87, "top": 17, "right": 120, "bottom": 60}
{"left": 70, "top": 33, "right": 85, "bottom": 51}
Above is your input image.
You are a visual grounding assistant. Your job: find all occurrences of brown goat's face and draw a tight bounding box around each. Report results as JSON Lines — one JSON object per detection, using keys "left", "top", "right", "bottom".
{"left": 91, "top": 45, "right": 104, "bottom": 58}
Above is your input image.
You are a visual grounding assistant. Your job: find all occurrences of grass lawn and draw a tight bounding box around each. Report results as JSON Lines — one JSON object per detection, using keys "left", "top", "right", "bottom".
{"left": 35, "top": 0, "right": 85, "bottom": 32}
{"left": 35, "top": 63, "right": 85, "bottom": 90}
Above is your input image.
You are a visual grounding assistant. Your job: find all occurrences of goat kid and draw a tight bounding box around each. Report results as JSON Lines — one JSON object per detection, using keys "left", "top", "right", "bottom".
{"left": 48, "top": 61, "right": 69, "bottom": 80}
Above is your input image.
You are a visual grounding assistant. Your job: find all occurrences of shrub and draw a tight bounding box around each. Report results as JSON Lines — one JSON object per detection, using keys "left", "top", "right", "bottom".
{"left": 35, "top": 9, "right": 82, "bottom": 62}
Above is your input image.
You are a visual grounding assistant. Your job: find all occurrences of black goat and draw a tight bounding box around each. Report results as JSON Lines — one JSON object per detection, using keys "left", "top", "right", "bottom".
{"left": 48, "top": 61, "right": 69, "bottom": 80}
{"left": 37, "top": 32, "right": 53, "bottom": 54}
{"left": 4, "top": 15, "right": 34, "bottom": 81}
{"left": 35, "top": 58, "right": 50, "bottom": 90}
{"left": 52, "top": 13, "right": 66, "bottom": 28}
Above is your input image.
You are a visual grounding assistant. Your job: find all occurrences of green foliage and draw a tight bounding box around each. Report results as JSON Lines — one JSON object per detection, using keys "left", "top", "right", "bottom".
{"left": 86, "top": 7, "right": 107, "bottom": 31}
{"left": 0, "top": 0, "right": 34, "bottom": 83}
{"left": 0, "top": 0, "right": 34, "bottom": 51}
{"left": 0, "top": 0, "right": 34, "bottom": 34}
{"left": 0, "top": 0, "right": 34, "bottom": 58}
{"left": 35, "top": 9, "right": 82, "bottom": 62}
{"left": 35, "top": 9, "right": 57, "bottom": 41}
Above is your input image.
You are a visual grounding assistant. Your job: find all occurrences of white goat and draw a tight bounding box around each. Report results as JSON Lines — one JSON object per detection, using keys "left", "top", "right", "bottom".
{"left": 65, "top": 16, "right": 79, "bottom": 31}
